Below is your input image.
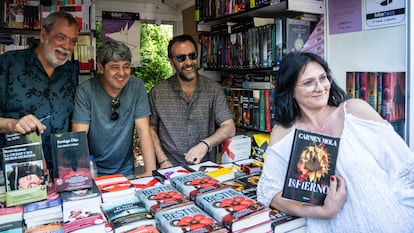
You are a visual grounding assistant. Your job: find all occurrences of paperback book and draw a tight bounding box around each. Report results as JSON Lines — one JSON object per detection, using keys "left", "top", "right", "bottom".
{"left": 152, "top": 166, "right": 191, "bottom": 184}
{"left": 2, "top": 132, "right": 47, "bottom": 206}
{"left": 60, "top": 188, "right": 105, "bottom": 233}
{"left": 135, "top": 183, "right": 188, "bottom": 215}
{"left": 282, "top": 129, "right": 340, "bottom": 205}
{"left": 154, "top": 202, "right": 227, "bottom": 233}
{"left": 0, "top": 205, "right": 24, "bottom": 233}
{"left": 222, "top": 172, "right": 261, "bottom": 200}
{"left": 195, "top": 187, "right": 271, "bottom": 232}
{"left": 51, "top": 131, "right": 92, "bottom": 192}
{"left": 23, "top": 192, "right": 63, "bottom": 228}
{"left": 93, "top": 174, "right": 135, "bottom": 203}
{"left": 100, "top": 196, "right": 156, "bottom": 233}
{"left": 169, "top": 171, "right": 221, "bottom": 201}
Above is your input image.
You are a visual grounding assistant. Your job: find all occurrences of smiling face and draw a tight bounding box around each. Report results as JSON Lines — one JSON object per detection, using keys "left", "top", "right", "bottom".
{"left": 170, "top": 41, "right": 198, "bottom": 82}
{"left": 40, "top": 18, "right": 78, "bottom": 67}
{"left": 98, "top": 60, "right": 131, "bottom": 95}
{"left": 293, "top": 61, "right": 331, "bottom": 112}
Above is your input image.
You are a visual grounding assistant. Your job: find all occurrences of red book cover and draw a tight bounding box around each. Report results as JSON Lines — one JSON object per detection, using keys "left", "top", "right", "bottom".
{"left": 282, "top": 129, "right": 340, "bottom": 205}
{"left": 359, "top": 72, "right": 368, "bottom": 101}
{"left": 93, "top": 174, "right": 135, "bottom": 203}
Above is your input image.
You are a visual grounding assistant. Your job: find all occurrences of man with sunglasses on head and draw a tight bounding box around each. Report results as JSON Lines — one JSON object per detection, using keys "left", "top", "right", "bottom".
{"left": 149, "top": 34, "right": 236, "bottom": 168}
{"left": 0, "top": 12, "right": 79, "bottom": 172}
{"left": 71, "top": 41, "right": 157, "bottom": 178}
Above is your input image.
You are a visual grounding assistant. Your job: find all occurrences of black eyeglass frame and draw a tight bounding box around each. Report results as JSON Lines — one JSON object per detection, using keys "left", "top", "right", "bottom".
{"left": 172, "top": 52, "right": 198, "bottom": 63}
{"left": 111, "top": 98, "right": 120, "bottom": 121}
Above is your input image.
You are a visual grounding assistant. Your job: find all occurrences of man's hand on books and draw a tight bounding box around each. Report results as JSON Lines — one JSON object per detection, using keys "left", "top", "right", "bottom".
{"left": 184, "top": 143, "right": 208, "bottom": 164}
{"left": 321, "top": 175, "right": 347, "bottom": 219}
{"left": 12, "top": 114, "right": 47, "bottom": 134}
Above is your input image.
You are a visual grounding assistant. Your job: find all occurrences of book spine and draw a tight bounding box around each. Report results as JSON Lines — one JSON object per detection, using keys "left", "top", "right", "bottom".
{"left": 259, "top": 90, "right": 266, "bottom": 131}
{"left": 359, "top": 72, "right": 368, "bottom": 101}
{"left": 367, "top": 72, "right": 377, "bottom": 110}
{"left": 346, "top": 72, "right": 355, "bottom": 99}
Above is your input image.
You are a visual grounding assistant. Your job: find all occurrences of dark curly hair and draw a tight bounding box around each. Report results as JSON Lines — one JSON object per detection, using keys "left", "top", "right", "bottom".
{"left": 274, "top": 52, "right": 346, "bottom": 128}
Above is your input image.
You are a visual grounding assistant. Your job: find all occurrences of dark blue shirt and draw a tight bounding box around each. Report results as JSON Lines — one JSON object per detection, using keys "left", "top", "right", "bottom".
{"left": 0, "top": 44, "right": 77, "bottom": 167}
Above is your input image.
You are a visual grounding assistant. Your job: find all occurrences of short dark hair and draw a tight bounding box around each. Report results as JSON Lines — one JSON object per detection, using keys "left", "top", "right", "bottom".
{"left": 167, "top": 34, "right": 197, "bottom": 58}
{"left": 42, "top": 11, "right": 79, "bottom": 32}
{"left": 97, "top": 40, "right": 132, "bottom": 66}
{"left": 274, "top": 52, "right": 346, "bottom": 128}
{"left": 7, "top": 163, "right": 44, "bottom": 190}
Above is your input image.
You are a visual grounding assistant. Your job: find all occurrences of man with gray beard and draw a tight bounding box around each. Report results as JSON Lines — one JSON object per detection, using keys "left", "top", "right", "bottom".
{"left": 0, "top": 11, "right": 79, "bottom": 171}
{"left": 149, "top": 34, "right": 235, "bottom": 168}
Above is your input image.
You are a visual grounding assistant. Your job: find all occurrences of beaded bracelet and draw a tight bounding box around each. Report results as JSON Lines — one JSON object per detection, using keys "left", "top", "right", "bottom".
{"left": 159, "top": 158, "right": 170, "bottom": 165}
{"left": 200, "top": 140, "right": 211, "bottom": 151}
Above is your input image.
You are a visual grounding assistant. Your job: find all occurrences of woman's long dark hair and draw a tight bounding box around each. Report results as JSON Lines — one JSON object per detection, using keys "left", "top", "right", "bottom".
{"left": 274, "top": 52, "right": 346, "bottom": 128}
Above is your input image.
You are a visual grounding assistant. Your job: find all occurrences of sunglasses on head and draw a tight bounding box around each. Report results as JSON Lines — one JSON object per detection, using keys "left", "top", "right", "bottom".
{"left": 111, "top": 97, "right": 120, "bottom": 121}
{"left": 172, "top": 52, "right": 198, "bottom": 63}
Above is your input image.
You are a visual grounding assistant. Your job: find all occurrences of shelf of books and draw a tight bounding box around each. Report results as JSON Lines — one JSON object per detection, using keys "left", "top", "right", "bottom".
{"left": 0, "top": 130, "right": 306, "bottom": 232}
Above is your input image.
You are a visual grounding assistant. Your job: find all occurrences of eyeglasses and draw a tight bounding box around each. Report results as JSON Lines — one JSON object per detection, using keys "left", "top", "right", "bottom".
{"left": 296, "top": 75, "right": 332, "bottom": 92}
{"left": 111, "top": 98, "right": 120, "bottom": 121}
{"left": 54, "top": 33, "right": 78, "bottom": 46}
{"left": 172, "top": 52, "right": 198, "bottom": 63}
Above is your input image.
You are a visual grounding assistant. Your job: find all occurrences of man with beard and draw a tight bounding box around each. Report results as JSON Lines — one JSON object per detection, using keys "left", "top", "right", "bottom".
{"left": 71, "top": 41, "right": 157, "bottom": 178}
{"left": 0, "top": 12, "right": 79, "bottom": 171}
{"left": 149, "top": 34, "right": 235, "bottom": 168}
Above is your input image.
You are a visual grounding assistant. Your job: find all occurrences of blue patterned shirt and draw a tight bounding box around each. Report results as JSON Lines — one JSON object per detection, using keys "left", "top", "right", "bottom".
{"left": 0, "top": 44, "right": 77, "bottom": 167}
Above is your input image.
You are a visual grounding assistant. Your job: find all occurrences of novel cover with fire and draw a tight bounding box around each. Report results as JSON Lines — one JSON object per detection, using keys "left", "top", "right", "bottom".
{"left": 282, "top": 129, "right": 340, "bottom": 205}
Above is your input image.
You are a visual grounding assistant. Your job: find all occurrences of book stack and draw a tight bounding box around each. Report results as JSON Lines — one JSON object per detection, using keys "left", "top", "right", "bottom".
{"left": 60, "top": 188, "right": 105, "bottom": 233}
{"left": 154, "top": 202, "right": 227, "bottom": 233}
{"left": 195, "top": 186, "right": 271, "bottom": 232}
{"left": 100, "top": 196, "right": 157, "bottom": 233}
{"left": 93, "top": 174, "right": 136, "bottom": 203}
{"left": 0, "top": 205, "right": 23, "bottom": 233}
{"left": 151, "top": 166, "right": 192, "bottom": 184}
{"left": 23, "top": 192, "right": 63, "bottom": 229}
{"left": 135, "top": 183, "right": 189, "bottom": 215}
{"left": 270, "top": 208, "right": 306, "bottom": 233}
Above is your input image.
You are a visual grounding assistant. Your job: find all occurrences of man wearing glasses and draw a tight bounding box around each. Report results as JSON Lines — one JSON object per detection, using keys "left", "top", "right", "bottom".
{"left": 149, "top": 34, "right": 236, "bottom": 168}
{"left": 71, "top": 41, "right": 156, "bottom": 178}
{"left": 0, "top": 12, "right": 79, "bottom": 171}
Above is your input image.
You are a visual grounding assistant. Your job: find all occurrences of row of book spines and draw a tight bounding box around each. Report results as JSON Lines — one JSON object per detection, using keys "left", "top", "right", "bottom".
{"left": 73, "top": 44, "right": 94, "bottom": 72}
{"left": 195, "top": 0, "right": 269, "bottom": 22}
{"left": 41, "top": 4, "right": 92, "bottom": 31}
{"left": 346, "top": 71, "right": 405, "bottom": 122}
{"left": 225, "top": 88, "right": 276, "bottom": 133}
{"left": 201, "top": 23, "right": 275, "bottom": 70}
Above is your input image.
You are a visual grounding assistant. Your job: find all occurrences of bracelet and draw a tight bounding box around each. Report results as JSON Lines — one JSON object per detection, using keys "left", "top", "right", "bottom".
{"left": 159, "top": 158, "right": 169, "bottom": 165}
{"left": 200, "top": 140, "right": 211, "bottom": 152}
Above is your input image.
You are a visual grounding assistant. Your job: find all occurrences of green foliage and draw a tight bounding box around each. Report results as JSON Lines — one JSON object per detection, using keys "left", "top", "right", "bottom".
{"left": 95, "top": 21, "right": 173, "bottom": 91}
{"left": 134, "top": 23, "right": 173, "bottom": 91}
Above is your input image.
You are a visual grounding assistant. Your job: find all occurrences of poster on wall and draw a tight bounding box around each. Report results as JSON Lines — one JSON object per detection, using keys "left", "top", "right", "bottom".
{"left": 102, "top": 11, "right": 141, "bottom": 67}
{"left": 328, "top": 0, "right": 362, "bottom": 35}
{"left": 364, "top": 0, "right": 406, "bottom": 29}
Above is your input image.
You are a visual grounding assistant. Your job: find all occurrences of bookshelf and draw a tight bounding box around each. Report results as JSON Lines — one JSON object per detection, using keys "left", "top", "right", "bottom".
{"left": 196, "top": 0, "right": 325, "bottom": 134}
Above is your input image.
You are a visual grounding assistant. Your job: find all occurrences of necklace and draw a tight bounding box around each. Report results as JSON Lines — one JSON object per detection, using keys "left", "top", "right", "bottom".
{"left": 300, "top": 108, "right": 332, "bottom": 133}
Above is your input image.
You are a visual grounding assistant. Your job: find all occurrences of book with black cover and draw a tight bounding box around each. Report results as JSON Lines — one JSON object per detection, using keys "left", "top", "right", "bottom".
{"left": 2, "top": 132, "right": 47, "bottom": 206}
{"left": 51, "top": 131, "right": 92, "bottom": 192}
{"left": 282, "top": 129, "right": 340, "bottom": 205}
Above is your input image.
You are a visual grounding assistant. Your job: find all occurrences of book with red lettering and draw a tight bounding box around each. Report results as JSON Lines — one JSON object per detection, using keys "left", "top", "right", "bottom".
{"left": 195, "top": 186, "right": 271, "bottom": 232}
{"left": 135, "top": 183, "right": 189, "bottom": 215}
{"left": 93, "top": 174, "right": 135, "bottom": 203}
{"left": 282, "top": 129, "right": 340, "bottom": 205}
{"left": 169, "top": 171, "right": 221, "bottom": 201}
{"left": 154, "top": 202, "right": 227, "bottom": 233}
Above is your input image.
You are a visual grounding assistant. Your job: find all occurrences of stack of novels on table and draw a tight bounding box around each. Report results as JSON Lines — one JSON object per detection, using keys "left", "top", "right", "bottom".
{"left": 0, "top": 205, "right": 24, "bottom": 233}
{"left": 93, "top": 174, "right": 136, "bottom": 203}
{"left": 23, "top": 192, "right": 63, "bottom": 230}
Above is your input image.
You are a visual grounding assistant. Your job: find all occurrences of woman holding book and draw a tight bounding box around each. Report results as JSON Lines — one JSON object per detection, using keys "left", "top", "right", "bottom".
{"left": 257, "top": 52, "right": 414, "bottom": 232}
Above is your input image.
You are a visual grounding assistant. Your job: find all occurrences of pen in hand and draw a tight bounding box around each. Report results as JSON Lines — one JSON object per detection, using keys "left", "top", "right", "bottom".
{"left": 39, "top": 115, "right": 51, "bottom": 123}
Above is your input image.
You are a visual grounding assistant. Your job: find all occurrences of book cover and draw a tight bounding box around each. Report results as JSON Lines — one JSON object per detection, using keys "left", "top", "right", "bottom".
{"left": 251, "top": 133, "right": 270, "bottom": 163}
{"left": 60, "top": 189, "right": 104, "bottom": 233}
{"left": 285, "top": 18, "right": 311, "bottom": 54}
{"left": 93, "top": 174, "right": 135, "bottom": 203}
{"left": 169, "top": 171, "right": 221, "bottom": 201}
{"left": 100, "top": 196, "right": 156, "bottom": 233}
{"left": 135, "top": 183, "right": 188, "bottom": 215}
{"left": 2, "top": 132, "right": 47, "bottom": 206}
{"left": 25, "top": 222, "right": 64, "bottom": 233}
{"left": 154, "top": 202, "right": 226, "bottom": 233}
{"left": 359, "top": 72, "right": 368, "bottom": 101}
{"left": 51, "top": 131, "right": 92, "bottom": 193}
{"left": 151, "top": 166, "right": 191, "bottom": 184}
{"left": 23, "top": 192, "right": 62, "bottom": 220}
{"left": 195, "top": 187, "right": 271, "bottom": 232}
{"left": 222, "top": 173, "right": 260, "bottom": 200}
{"left": 282, "top": 129, "right": 340, "bottom": 205}
{"left": 121, "top": 224, "right": 159, "bottom": 233}
{"left": 130, "top": 176, "right": 161, "bottom": 191}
